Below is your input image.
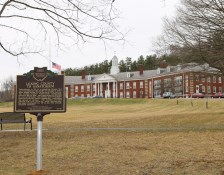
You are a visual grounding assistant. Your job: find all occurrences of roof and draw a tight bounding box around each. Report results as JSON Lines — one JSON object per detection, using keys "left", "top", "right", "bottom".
{"left": 65, "top": 63, "right": 220, "bottom": 84}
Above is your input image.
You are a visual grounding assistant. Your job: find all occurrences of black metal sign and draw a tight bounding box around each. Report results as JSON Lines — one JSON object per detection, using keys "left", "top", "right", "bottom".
{"left": 14, "top": 67, "right": 66, "bottom": 113}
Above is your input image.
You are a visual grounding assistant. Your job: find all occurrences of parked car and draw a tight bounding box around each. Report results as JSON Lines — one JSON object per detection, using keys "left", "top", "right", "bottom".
{"left": 212, "top": 92, "right": 224, "bottom": 98}
{"left": 92, "top": 95, "right": 104, "bottom": 98}
{"left": 69, "top": 96, "right": 85, "bottom": 99}
{"left": 162, "top": 92, "right": 176, "bottom": 98}
{"left": 191, "top": 93, "right": 204, "bottom": 98}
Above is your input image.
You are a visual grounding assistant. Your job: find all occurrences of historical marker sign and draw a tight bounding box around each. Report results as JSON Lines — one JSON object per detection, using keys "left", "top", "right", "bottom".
{"left": 14, "top": 67, "right": 66, "bottom": 113}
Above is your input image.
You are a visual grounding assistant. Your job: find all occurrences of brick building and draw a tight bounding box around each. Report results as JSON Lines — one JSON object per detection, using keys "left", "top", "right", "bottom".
{"left": 65, "top": 56, "right": 224, "bottom": 98}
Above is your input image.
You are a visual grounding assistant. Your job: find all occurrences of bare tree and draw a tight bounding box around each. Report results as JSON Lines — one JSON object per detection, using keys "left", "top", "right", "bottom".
{"left": 0, "top": 76, "right": 14, "bottom": 101}
{"left": 154, "top": 0, "right": 224, "bottom": 73}
{"left": 0, "top": 0, "right": 125, "bottom": 57}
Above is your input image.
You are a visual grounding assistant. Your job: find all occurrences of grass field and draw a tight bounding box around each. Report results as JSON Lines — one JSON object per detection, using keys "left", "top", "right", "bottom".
{"left": 1, "top": 98, "right": 224, "bottom": 175}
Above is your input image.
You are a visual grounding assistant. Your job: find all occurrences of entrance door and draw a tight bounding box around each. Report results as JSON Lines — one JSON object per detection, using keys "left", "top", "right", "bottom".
{"left": 196, "top": 85, "right": 199, "bottom": 93}
{"left": 105, "top": 90, "right": 111, "bottom": 98}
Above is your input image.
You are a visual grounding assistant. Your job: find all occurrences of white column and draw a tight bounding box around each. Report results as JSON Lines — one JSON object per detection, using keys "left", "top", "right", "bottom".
{"left": 94, "top": 83, "right": 96, "bottom": 96}
{"left": 113, "top": 82, "right": 115, "bottom": 98}
{"left": 116, "top": 82, "right": 118, "bottom": 98}
{"left": 108, "top": 82, "right": 110, "bottom": 98}
{"left": 100, "top": 83, "right": 103, "bottom": 96}
{"left": 97, "top": 83, "right": 100, "bottom": 96}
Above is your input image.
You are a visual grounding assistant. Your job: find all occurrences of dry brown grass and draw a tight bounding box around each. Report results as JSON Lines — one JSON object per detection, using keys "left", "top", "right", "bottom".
{"left": 1, "top": 98, "right": 224, "bottom": 175}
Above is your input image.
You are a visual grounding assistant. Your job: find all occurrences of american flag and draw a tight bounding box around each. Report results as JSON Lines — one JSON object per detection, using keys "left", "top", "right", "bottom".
{"left": 52, "top": 62, "right": 61, "bottom": 71}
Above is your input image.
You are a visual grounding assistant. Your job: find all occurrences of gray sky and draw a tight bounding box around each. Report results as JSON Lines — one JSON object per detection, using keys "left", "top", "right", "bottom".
{"left": 0, "top": 0, "right": 180, "bottom": 82}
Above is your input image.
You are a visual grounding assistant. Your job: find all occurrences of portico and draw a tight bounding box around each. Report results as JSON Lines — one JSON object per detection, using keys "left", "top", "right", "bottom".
{"left": 95, "top": 74, "right": 118, "bottom": 98}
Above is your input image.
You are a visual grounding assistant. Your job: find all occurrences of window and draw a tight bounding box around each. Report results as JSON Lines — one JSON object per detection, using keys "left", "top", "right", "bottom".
{"left": 213, "top": 76, "right": 216, "bottom": 83}
{"left": 87, "top": 85, "right": 90, "bottom": 92}
{"left": 140, "top": 81, "right": 143, "bottom": 88}
{"left": 149, "top": 81, "right": 152, "bottom": 95}
{"left": 133, "top": 91, "right": 136, "bottom": 98}
{"left": 213, "top": 86, "right": 216, "bottom": 93}
{"left": 185, "top": 75, "right": 189, "bottom": 93}
{"left": 93, "top": 85, "right": 96, "bottom": 91}
{"left": 207, "top": 86, "right": 211, "bottom": 93}
{"left": 202, "top": 85, "right": 205, "bottom": 93}
{"left": 75, "top": 86, "right": 78, "bottom": 92}
{"left": 120, "top": 92, "right": 123, "bottom": 98}
{"left": 120, "top": 83, "right": 123, "bottom": 90}
{"left": 195, "top": 74, "right": 199, "bottom": 82}
{"left": 218, "top": 77, "right": 222, "bottom": 83}
{"left": 201, "top": 77, "right": 205, "bottom": 82}
{"left": 81, "top": 85, "right": 84, "bottom": 92}
{"left": 207, "top": 77, "right": 211, "bottom": 82}
{"left": 133, "top": 82, "right": 136, "bottom": 89}
{"left": 174, "top": 76, "right": 182, "bottom": 86}
{"left": 175, "top": 86, "right": 182, "bottom": 95}
{"left": 185, "top": 81, "right": 189, "bottom": 92}
{"left": 219, "top": 87, "right": 222, "bottom": 93}
{"left": 126, "top": 82, "right": 130, "bottom": 89}
{"left": 140, "top": 90, "right": 143, "bottom": 98}
{"left": 65, "top": 87, "right": 68, "bottom": 98}
{"left": 164, "top": 78, "right": 172, "bottom": 87}
{"left": 154, "top": 80, "right": 161, "bottom": 88}
{"left": 126, "top": 91, "right": 130, "bottom": 98}
{"left": 154, "top": 90, "right": 161, "bottom": 98}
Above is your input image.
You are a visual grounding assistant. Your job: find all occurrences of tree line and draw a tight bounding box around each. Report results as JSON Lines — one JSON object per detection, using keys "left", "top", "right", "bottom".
{"left": 0, "top": 77, "right": 14, "bottom": 102}
{"left": 64, "top": 54, "right": 181, "bottom": 76}
{"left": 155, "top": 0, "right": 224, "bottom": 74}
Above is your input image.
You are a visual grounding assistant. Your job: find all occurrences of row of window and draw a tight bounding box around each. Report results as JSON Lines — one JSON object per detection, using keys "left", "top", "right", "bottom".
{"left": 120, "top": 81, "right": 144, "bottom": 89}
{"left": 120, "top": 91, "right": 143, "bottom": 98}
{"left": 154, "top": 85, "right": 222, "bottom": 97}
{"left": 74, "top": 81, "right": 144, "bottom": 92}
{"left": 190, "top": 75, "right": 222, "bottom": 83}
{"left": 201, "top": 86, "right": 222, "bottom": 93}
{"left": 155, "top": 75, "right": 222, "bottom": 88}
{"left": 154, "top": 76, "right": 183, "bottom": 88}
{"left": 73, "top": 91, "right": 143, "bottom": 98}
{"left": 75, "top": 84, "right": 93, "bottom": 92}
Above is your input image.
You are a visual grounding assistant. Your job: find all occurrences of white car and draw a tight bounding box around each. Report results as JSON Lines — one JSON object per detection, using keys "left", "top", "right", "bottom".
{"left": 163, "top": 92, "right": 176, "bottom": 98}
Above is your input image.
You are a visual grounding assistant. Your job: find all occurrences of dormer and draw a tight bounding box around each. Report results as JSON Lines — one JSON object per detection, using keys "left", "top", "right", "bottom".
{"left": 204, "top": 63, "right": 209, "bottom": 69}
{"left": 157, "top": 68, "right": 161, "bottom": 74}
{"left": 177, "top": 64, "right": 181, "bottom": 71}
{"left": 166, "top": 66, "right": 170, "bottom": 72}
{"left": 87, "top": 74, "right": 91, "bottom": 81}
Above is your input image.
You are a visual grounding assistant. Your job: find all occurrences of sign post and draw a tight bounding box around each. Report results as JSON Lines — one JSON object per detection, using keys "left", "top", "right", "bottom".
{"left": 14, "top": 67, "right": 66, "bottom": 173}
{"left": 37, "top": 113, "right": 43, "bottom": 171}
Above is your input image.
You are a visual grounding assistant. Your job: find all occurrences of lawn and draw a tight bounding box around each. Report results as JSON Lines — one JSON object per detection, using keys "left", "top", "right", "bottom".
{"left": 1, "top": 98, "right": 224, "bottom": 175}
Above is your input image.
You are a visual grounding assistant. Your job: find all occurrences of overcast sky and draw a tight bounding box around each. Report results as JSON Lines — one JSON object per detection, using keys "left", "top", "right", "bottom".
{"left": 0, "top": 0, "right": 180, "bottom": 83}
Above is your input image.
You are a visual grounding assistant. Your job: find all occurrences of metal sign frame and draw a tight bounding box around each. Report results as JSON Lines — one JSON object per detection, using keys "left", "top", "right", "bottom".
{"left": 14, "top": 67, "right": 66, "bottom": 113}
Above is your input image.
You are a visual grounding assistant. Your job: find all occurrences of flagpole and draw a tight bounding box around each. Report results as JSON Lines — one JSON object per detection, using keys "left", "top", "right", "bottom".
{"left": 49, "top": 37, "right": 51, "bottom": 71}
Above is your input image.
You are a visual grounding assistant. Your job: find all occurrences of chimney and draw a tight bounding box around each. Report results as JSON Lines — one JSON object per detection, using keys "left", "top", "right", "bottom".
{"left": 160, "top": 60, "right": 167, "bottom": 68}
{"left": 81, "top": 70, "right": 86, "bottom": 79}
{"left": 139, "top": 65, "right": 144, "bottom": 75}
